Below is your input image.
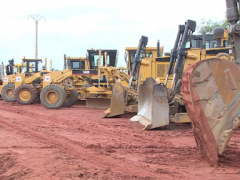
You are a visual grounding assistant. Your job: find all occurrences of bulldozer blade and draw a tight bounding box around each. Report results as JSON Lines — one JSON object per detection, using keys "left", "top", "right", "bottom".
{"left": 182, "top": 59, "right": 240, "bottom": 167}
{"left": 131, "top": 77, "right": 169, "bottom": 130}
{"left": 104, "top": 83, "right": 125, "bottom": 117}
{"left": 86, "top": 97, "right": 111, "bottom": 109}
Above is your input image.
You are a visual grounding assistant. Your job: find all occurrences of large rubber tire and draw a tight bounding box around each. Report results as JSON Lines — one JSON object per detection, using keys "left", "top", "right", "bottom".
{"left": 40, "top": 84, "right": 66, "bottom": 109}
{"left": 15, "top": 84, "right": 37, "bottom": 105}
{"left": 63, "top": 90, "right": 78, "bottom": 107}
{"left": 1, "top": 84, "right": 15, "bottom": 102}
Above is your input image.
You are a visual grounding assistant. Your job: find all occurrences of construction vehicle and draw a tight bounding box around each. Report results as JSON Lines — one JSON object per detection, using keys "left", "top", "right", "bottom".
{"left": 61, "top": 54, "right": 104, "bottom": 106}
{"left": 105, "top": 20, "right": 194, "bottom": 118}
{"left": 104, "top": 36, "right": 150, "bottom": 117}
{"left": 63, "top": 55, "right": 89, "bottom": 100}
{"left": 105, "top": 21, "right": 233, "bottom": 119}
{"left": 104, "top": 38, "right": 171, "bottom": 117}
{"left": 130, "top": 19, "right": 234, "bottom": 130}
{"left": 13, "top": 58, "right": 49, "bottom": 105}
{"left": 40, "top": 49, "right": 122, "bottom": 109}
{"left": 0, "top": 59, "right": 16, "bottom": 86}
{"left": 83, "top": 49, "right": 124, "bottom": 109}
{"left": 0, "top": 58, "right": 30, "bottom": 101}
{"left": 129, "top": 20, "right": 196, "bottom": 127}
{"left": 5, "top": 59, "right": 23, "bottom": 75}
{"left": 0, "top": 58, "right": 49, "bottom": 103}
{"left": 181, "top": 0, "right": 240, "bottom": 166}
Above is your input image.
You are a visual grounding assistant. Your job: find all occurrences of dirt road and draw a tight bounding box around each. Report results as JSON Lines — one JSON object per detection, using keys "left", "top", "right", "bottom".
{"left": 0, "top": 100, "right": 240, "bottom": 179}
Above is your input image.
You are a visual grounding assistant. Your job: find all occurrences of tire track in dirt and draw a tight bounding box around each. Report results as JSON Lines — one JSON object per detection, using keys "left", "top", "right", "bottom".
{"left": 0, "top": 112, "right": 171, "bottom": 179}
{"left": 0, "top": 102, "right": 192, "bottom": 173}
{"left": 1, "top": 101, "right": 240, "bottom": 179}
{"left": 0, "top": 103, "right": 173, "bottom": 147}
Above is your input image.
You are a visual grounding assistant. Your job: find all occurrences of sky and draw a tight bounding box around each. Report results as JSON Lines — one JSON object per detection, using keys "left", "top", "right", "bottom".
{"left": 0, "top": 0, "right": 227, "bottom": 70}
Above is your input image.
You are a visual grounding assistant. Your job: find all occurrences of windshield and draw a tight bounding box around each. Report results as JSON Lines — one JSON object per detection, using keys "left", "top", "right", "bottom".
{"left": 22, "top": 60, "right": 42, "bottom": 73}
{"left": 87, "top": 50, "right": 117, "bottom": 69}
{"left": 14, "top": 66, "right": 21, "bottom": 74}
{"left": 71, "top": 60, "right": 85, "bottom": 69}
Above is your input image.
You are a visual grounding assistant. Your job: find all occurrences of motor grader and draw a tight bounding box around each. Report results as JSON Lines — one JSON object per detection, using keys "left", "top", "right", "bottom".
{"left": 181, "top": 0, "right": 240, "bottom": 166}
{"left": 40, "top": 49, "right": 125, "bottom": 109}
{"left": 63, "top": 54, "right": 90, "bottom": 100}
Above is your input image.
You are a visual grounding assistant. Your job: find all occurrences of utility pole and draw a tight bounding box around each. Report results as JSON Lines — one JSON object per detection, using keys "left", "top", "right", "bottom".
{"left": 29, "top": 14, "right": 46, "bottom": 59}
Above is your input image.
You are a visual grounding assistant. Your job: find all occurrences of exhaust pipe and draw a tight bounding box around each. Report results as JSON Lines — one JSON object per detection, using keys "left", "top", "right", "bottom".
{"left": 226, "top": 0, "right": 239, "bottom": 24}
{"left": 202, "top": 26, "right": 206, "bottom": 49}
{"left": 64, "top": 54, "right": 67, "bottom": 69}
{"left": 214, "top": 27, "right": 224, "bottom": 48}
{"left": 157, "top": 40, "right": 160, "bottom": 57}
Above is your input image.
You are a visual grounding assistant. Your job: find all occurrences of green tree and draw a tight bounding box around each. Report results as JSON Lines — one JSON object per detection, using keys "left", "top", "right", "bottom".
{"left": 197, "top": 19, "right": 229, "bottom": 33}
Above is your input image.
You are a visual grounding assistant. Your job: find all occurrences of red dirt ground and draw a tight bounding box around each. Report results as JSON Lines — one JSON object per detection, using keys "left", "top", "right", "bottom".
{"left": 0, "top": 100, "right": 240, "bottom": 180}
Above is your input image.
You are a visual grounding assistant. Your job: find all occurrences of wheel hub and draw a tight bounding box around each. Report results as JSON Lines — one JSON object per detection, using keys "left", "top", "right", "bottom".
{"left": 6, "top": 89, "right": 14, "bottom": 98}
{"left": 46, "top": 91, "right": 59, "bottom": 104}
{"left": 19, "top": 89, "right": 31, "bottom": 101}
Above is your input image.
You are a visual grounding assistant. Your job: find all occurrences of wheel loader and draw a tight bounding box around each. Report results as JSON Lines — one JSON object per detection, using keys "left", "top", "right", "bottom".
{"left": 0, "top": 59, "right": 18, "bottom": 99}
{"left": 13, "top": 58, "right": 50, "bottom": 105}
{"left": 181, "top": 0, "right": 240, "bottom": 166}
{"left": 1, "top": 58, "right": 50, "bottom": 104}
{"left": 0, "top": 58, "right": 40, "bottom": 102}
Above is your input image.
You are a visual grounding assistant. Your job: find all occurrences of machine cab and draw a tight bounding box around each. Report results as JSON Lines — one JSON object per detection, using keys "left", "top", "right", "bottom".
{"left": 22, "top": 59, "right": 43, "bottom": 74}
{"left": 64, "top": 54, "right": 89, "bottom": 70}
{"left": 87, "top": 49, "right": 118, "bottom": 69}
{"left": 125, "top": 47, "right": 163, "bottom": 75}
{"left": 5, "top": 59, "right": 24, "bottom": 75}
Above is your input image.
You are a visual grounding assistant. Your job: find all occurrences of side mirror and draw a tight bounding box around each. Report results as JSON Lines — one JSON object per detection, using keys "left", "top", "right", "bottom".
{"left": 124, "top": 51, "right": 128, "bottom": 64}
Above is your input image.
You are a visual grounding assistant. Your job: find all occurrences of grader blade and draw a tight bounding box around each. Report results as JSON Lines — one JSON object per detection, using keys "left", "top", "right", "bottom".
{"left": 86, "top": 97, "right": 111, "bottom": 109}
{"left": 182, "top": 59, "right": 240, "bottom": 167}
{"left": 131, "top": 78, "right": 169, "bottom": 130}
{"left": 104, "top": 83, "right": 125, "bottom": 117}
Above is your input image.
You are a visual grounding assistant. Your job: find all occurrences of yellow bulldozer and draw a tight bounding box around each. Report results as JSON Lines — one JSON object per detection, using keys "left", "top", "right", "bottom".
{"left": 106, "top": 20, "right": 232, "bottom": 119}
{"left": 105, "top": 19, "right": 233, "bottom": 128}
{"left": 104, "top": 45, "right": 168, "bottom": 117}
{"left": 131, "top": 20, "right": 233, "bottom": 130}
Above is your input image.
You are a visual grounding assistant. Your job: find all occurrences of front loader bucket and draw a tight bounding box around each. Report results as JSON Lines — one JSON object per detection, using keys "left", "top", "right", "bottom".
{"left": 131, "top": 77, "right": 169, "bottom": 130}
{"left": 104, "top": 83, "right": 125, "bottom": 117}
{"left": 86, "top": 97, "right": 111, "bottom": 109}
{"left": 182, "top": 59, "right": 240, "bottom": 166}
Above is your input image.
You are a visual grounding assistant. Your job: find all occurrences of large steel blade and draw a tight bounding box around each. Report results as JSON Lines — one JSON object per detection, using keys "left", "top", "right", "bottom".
{"left": 86, "top": 97, "right": 111, "bottom": 109}
{"left": 104, "top": 83, "right": 125, "bottom": 117}
{"left": 131, "top": 77, "right": 169, "bottom": 129}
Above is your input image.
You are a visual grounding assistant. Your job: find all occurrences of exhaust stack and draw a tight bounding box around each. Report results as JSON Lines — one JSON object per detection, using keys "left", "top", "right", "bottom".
{"left": 157, "top": 40, "right": 160, "bottom": 57}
